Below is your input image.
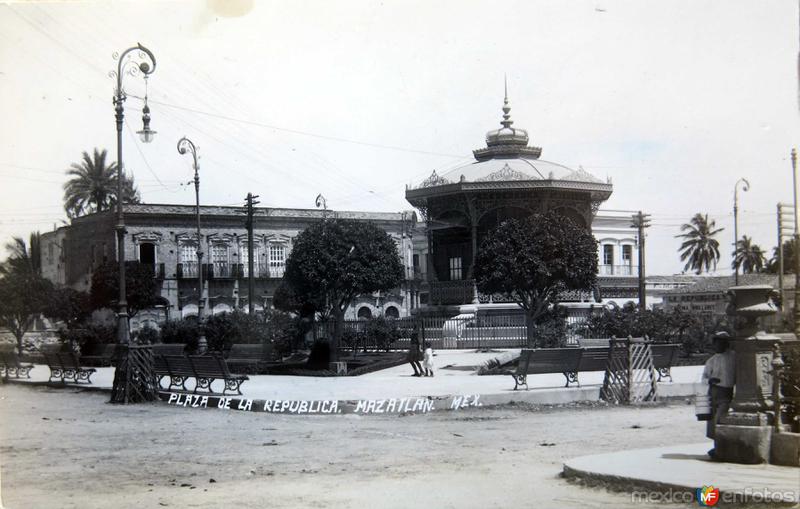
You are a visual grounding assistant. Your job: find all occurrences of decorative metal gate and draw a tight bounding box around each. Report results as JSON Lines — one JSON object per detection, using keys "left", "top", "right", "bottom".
{"left": 601, "top": 338, "right": 657, "bottom": 404}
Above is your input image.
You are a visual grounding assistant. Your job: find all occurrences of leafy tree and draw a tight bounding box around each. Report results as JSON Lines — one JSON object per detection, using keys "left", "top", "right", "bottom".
{"left": 0, "top": 233, "right": 51, "bottom": 354}
{"left": 766, "top": 240, "right": 795, "bottom": 274}
{"left": 282, "top": 219, "right": 404, "bottom": 361}
{"left": 0, "top": 271, "right": 52, "bottom": 354}
{"left": 42, "top": 287, "right": 92, "bottom": 329}
{"left": 63, "top": 148, "right": 140, "bottom": 219}
{"left": 732, "top": 235, "right": 766, "bottom": 274}
{"left": 90, "top": 261, "right": 160, "bottom": 319}
{"left": 474, "top": 212, "right": 598, "bottom": 344}
{"left": 676, "top": 213, "right": 724, "bottom": 274}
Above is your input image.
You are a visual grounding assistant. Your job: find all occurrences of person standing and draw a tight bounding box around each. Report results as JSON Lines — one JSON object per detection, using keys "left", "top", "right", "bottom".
{"left": 702, "top": 331, "right": 736, "bottom": 457}
{"left": 408, "top": 324, "right": 423, "bottom": 376}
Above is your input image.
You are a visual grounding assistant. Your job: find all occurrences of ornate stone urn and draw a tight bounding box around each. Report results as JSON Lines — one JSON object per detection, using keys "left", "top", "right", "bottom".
{"left": 715, "top": 285, "right": 799, "bottom": 465}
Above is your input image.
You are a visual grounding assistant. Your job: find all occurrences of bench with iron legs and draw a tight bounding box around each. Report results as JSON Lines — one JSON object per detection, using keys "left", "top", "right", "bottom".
{"left": 155, "top": 354, "right": 249, "bottom": 395}
{"left": 43, "top": 352, "right": 96, "bottom": 384}
{"left": 1, "top": 352, "right": 34, "bottom": 379}
{"left": 510, "top": 348, "right": 584, "bottom": 390}
{"left": 509, "top": 342, "right": 682, "bottom": 390}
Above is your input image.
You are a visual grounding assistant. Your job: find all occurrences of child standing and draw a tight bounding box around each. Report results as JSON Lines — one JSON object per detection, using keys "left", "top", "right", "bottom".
{"left": 423, "top": 345, "right": 434, "bottom": 377}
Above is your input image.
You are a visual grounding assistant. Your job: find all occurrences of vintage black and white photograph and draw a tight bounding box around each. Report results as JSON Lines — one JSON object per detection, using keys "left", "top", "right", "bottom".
{"left": 0, "top": 1, "right": 798, "bottom": 507}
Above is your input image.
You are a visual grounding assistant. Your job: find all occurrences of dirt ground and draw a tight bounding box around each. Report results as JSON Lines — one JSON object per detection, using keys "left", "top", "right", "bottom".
{"left": 0, "top": 384, "right": 704, "bottom": 509}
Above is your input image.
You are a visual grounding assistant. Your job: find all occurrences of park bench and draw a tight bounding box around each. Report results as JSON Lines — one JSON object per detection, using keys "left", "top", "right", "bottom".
{"left": 225, "top": 343, "right": 273, "bottom": 374}
{"left": 577, "top": 338, "right": 611, "bottom": 348}
{"left": 510, "top": 348, "right": 584, "bottom": 390}
{"left": 0, "top": 351, "right": 33, "bottom": 379}
{"left": 650, "top": 343, "right": 681, "bottom": 382}
{"left": 154, "top": 354, "right": 248, "bottom": 395}
{"left": 577, "top": 347, "right": 610, "bottom": 373}
{"left": 43, "top": 351, "right": 96, "bottom": 384}
{"left": 80, "top": 344, "right": 119, "bottom": 367}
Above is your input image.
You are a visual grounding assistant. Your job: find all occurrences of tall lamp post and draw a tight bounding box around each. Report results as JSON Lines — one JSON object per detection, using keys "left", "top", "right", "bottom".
{"left": 733, "top": 177, "right": 750, "bottom": 286}
{"left": 113, "top": 43, "right": 157, "bottom": 344}
{"left": 177, "top": 137, "right": 208, "bottom": 353}
{"left": 791, "top": 149, "right": 800, "bottom": 337}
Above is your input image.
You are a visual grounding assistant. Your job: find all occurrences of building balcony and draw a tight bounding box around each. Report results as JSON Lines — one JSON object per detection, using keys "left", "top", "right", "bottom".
{"left": 177, "top": 261, "right": 199, "bottom": 279}
{"left": 599, "top": 264, "right": 638, "bottom": 276}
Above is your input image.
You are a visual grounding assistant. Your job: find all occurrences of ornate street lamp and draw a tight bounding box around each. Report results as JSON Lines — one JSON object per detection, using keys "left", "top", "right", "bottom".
{"left": 791, "top": 149, "right": 800, "bottom": 337}
{"left": 112, "top": 43, "right": 156, "bottom": 344}
{"left": 177, "top": 136, "right": 207, "bottom": 353}
{"left": 733, "top": 178, "right": 750, "bottom": 285}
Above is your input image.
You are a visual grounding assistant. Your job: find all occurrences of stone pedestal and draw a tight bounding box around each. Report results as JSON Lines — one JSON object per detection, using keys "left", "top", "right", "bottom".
{"left": 715, "top": 425, "right": 772, "bottom": 464}
{"left": 713, "top": 285, "right": 783, "bottom": 464}
{"left": 771, "top": 432, "right": 800, "bottom": 467}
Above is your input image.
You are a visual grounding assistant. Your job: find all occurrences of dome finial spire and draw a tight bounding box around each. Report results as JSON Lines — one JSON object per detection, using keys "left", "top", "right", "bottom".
{"left": 501, "top": 74, "right": 513, "bottom": 128}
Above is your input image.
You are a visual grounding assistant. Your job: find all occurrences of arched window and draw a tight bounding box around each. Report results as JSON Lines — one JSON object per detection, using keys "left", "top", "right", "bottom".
{"left": 357, "top": 306, "right": 372, "bottom": 320}
{"left": 385, "top": 306, "right": 399, "bottom": 319}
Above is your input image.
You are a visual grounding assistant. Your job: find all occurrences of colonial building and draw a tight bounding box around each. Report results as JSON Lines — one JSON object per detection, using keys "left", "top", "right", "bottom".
{"left": 40, "top": 205, "right": 417, "bottom": 330}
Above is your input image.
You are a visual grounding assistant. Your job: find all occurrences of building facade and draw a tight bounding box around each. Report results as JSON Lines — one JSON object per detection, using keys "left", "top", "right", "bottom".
{"left": 40, "top": 204, "right": 417, "bottom": 330}
{"left": 39, "top": 93, "right": 656, "bottom": 328}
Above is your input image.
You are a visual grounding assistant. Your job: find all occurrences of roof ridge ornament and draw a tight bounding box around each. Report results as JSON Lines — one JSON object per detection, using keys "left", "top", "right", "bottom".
{"left": 418, "top": 170, "right": 452, "bottom": 189}
{"left": 501, "top": 75, "right": 513, "bottom": 129}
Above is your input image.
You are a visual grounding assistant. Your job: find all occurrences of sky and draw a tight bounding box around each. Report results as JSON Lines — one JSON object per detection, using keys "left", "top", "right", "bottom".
{"left": 0, "top": 0, "right": 797, "bottom": 276}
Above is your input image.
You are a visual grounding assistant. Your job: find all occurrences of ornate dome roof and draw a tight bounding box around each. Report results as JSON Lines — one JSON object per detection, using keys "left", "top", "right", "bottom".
{"left": 415, "top": 85, "right": 604, "bottom": 188}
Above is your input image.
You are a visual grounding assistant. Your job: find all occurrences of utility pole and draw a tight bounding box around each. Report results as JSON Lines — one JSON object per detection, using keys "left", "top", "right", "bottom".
{"left": 243, "top": 192, "right": 260, "bottom": 315}
{"left": 631, "top": 211, "right": 651, "bottom": 309}
{"left": 777, "top": 203, "right": 796, "bottom": 308}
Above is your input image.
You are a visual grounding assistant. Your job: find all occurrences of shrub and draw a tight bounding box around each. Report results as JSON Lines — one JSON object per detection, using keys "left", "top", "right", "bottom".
{"left": 61, "top": 323, "right": 116, "bottom": 354}
{"left": 160, "top": 319, "right": 199, "bottom": 351}
{"left": 263, "top": 309, "right": 300, "bottom": 357}
{"left": 132, "top": 324, "right": 160, "bottom": 345}
{"left": 307, "top": 340, "right": 331, "bottom": 370}
{"left": 203, "top": 311, "right": 275, "bottom": 352}
{"left": 364, "top": 316, "right": 401, "bottom": 351}
{"left": 584, "top": 304, "right": 726, "bottom": 354}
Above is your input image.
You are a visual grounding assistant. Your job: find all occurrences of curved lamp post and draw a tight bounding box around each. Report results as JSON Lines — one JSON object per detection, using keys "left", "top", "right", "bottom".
{"left": 177, "top": 137, "right": 208, "bottom": 353}
{"left": 112, "top": 43, "right": 156, "bottom": 344}
{"left": 791, "top": 149, "right": 800, "bottom": 338}
{"left": 733, "top": 177, "right": 750, "bottom": 285}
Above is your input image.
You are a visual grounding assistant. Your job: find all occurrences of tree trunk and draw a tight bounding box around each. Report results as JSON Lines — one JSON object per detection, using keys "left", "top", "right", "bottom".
{"left": 331, "top": 308, "right": 344, "bottom": 363}
{"left": 12, "top": 327, "right": 25, "bottom": 356}
{"left": 525, "top": 312, "right": 536, "bottom": 348}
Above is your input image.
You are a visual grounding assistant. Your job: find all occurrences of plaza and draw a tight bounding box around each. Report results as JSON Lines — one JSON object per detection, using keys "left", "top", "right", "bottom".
{"left": 2, "top": 1, "right": 799, "bottom": 507}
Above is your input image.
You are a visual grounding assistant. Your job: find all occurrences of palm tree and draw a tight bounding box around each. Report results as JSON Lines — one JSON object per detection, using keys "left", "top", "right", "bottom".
{"left": 766, "top": 240, "right": 795, "bottom": 274}
{"left": 63, "top": 148, "right": 140, "bottom": 218}
{"left": 732, "top": 236, "right": 766, "bottom": 274}
{"left": 676, "top": 213, "right": 724, "bottom": 274}
{"left": 0, "top": 232, "right": 41, "bottom": 276}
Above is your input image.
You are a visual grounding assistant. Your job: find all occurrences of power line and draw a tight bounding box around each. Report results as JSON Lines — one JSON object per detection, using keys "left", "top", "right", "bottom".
{"left": 129, "top": 94, "right": 464, "bottom": 159}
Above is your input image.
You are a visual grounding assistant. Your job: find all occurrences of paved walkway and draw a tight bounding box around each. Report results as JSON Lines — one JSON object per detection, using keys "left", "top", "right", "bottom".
{"left": 10, "top": 349, "right": 704, "bottom": 409}
{"left": 563, "top": 442, "right": 800, "bottom": 505}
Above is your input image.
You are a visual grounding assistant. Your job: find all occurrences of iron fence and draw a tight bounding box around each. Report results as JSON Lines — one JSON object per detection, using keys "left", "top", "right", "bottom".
{"left": 312, "top": 307, "right": 596, "bottom": 351}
